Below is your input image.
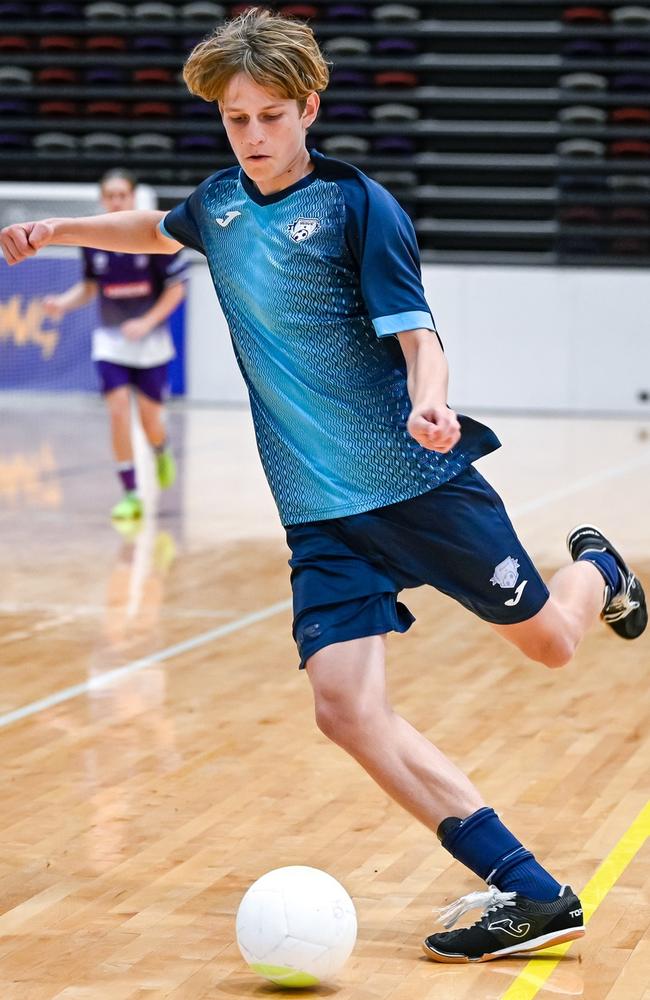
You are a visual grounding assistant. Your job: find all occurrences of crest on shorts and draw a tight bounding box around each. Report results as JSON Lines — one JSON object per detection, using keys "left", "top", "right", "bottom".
{"left": 490, "top": 556, "right": 520, "bottom": 589}
{"left": 287, "top": 217, "right": 320, "bottom": 243}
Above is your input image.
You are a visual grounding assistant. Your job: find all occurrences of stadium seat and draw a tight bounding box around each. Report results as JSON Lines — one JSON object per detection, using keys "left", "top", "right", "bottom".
{"left": 132, "top": 68, "right": 175, "bottom": 85}
{"left": 0, "top": 98, "right": 31, "bottom": 115}
{"left": 609, "top": 139, "right": 650, "bottom": 157}
{"left": 371, "top": 102, "right": 420, "bottom": 122}
{"left": 321, "top": 135, "right": 370, "bottom": 155}
{"left": 614, "top": 39, "right": 650, "bottom": 57}
{"left": 611, "top": 73, "right": 650, "bottom": 91}
{"left": 0, "top": 132, "right": 30, "bottom": 149}
{"left": 133, "top": 35, "right": 174, "bottom": 52}
{"left": 325, "top": 37, "right": 371, "bottom": 56}
{"left": 180, "top": 1, "right": 225, "bottom": 18}
{"left": 0, "top": 36, "right": 31, "bottom": 52}
{"left": 373, "top": 135, "right": 416, "bottom": 154}
{"left": 0, "top": 66, "right": 33, "bottom": 86}
{"left": 611, "top": 107, "right": 650, "bottom": 124}
{"left": 128, "top": 132, "right": 174, "bottom": 152}
{"left": 375, "top": 37, "right": 419, "bottom": 55}
{"left": 39, "top": 35, "right": 80, "bottom": 51}
{"left": 374, "top": 71, "right": 420, "bottom": 88}
{"left": 84, "top": 1, "right": 129, "bottom": 17}
{"left": 373, "top": 4, "right": 420, "bottom": 21}
{"left": 38, "top": 2, "right": 84, "bottom": 16}
{"left": 611, "top": 5, "right": 650, "bottom": 24}
{"left": 279, "top": 4, "right": 319, "bottom": 18}
{"left": 85, "top": 100, "right": 127, "bottom": 116}
{"left": 39, "top": 100, "right": 80, "bottom": 115}
{"left": 82, "top": 131, "right": 126, "bottom": 152}
{"left": 329, "top": 68, "right": 370, "bottom": 87}
{"left": 558, "top": 72, "right": 608, "bottom": 91}
{"left": 0, "top": 1, "right": 31, "bottom": 15}
{"left": 374, "top": 169, "right": 418, "bottom": 186}
{"left": 558, "top": 105, "right": 607, "bottom": 124}
{"left": 36, "top": 67, "right": 79, "bottom": 85}
{"left": 177, "top": 134, "right": 223, "bottom": 151}
{"left": 557, "top": 138, "right": 605, "bottom": 156}
{"left": 325, "top": 103, "right": 369, "bottom": 121}
{"left": 562, "top": 6, "right": 609, "bottom": 22}
{"left": 133, "top": 2, "right": 176, "bottom": 19}
{"left": 326, "top": 5, "right": 369, "bottom": 21}
{"left": 34, "top": 131, "right": 79, "bottom": 152}
{"left": 85, "top": 35, "right": 127, "bottom": 51}
{"left": 132, "top": 101, "right": 174, "bottom": 117}
{"left": 562, "top": 40, "right": 608, "bottom": 58}
{"left": 84, "top": 67, "right": 126, "bottom": 84}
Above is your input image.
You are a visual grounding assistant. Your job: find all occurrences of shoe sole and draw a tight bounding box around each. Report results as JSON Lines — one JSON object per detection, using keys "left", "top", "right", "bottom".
{"left": 422, "top": 926, "right": 585, "bottom": 963}
{"left": 566, "top": 522, "right": 626, "bottom": 567}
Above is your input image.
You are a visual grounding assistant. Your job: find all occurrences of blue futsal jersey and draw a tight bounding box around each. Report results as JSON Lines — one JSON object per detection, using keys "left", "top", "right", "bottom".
{"left": 161, "top": 150, "right": 499, "bottom": 525}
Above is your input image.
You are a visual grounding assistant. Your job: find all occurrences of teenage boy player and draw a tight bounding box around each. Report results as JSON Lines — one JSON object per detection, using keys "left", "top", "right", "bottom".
{"left": 1, "top": 8, "right": 645, "bottom": 964}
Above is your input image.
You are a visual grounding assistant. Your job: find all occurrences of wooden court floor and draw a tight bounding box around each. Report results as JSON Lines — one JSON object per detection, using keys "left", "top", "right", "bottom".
{"left": 0, "top": 396, "right": 648, "bottom": 1000}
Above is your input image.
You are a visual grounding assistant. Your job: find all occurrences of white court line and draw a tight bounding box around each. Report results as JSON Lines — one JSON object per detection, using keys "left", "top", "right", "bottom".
{"left": 0, "top": 446, "right": 648, "bottom": 731}
{"left": 0, "top": 599, "right": 291, "bottom": 730}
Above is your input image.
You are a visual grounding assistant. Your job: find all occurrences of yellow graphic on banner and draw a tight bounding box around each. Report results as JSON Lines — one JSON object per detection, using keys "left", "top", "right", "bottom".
{"left": 0, "top": 445, "right": 62, "bottom": 507}
{"left": 0, "top": 295, "right": 59, "bottom": 358}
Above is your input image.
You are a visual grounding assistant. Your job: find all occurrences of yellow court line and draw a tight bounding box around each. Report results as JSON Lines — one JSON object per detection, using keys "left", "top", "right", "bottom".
{"left": 500, "top": 800, "right": 650, "bottom": 1000}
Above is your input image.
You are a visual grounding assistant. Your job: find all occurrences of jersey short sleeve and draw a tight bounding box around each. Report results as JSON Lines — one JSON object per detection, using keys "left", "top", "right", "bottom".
{"left": 342, "top": 177, "right": 436, "bottom": 338}
{"left": 151, "top": 248, "right": 190, "bottom": 286}
{"left": 159, "top": 187, "right": 206, "bottom": 255}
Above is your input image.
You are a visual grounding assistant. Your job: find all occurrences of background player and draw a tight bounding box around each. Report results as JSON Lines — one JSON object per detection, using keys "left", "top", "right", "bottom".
{"left": 1, "top": 8, "right": 646, "bottom": 966}
{"left": 41, "top": 169, "right": 187, "bottom": 521}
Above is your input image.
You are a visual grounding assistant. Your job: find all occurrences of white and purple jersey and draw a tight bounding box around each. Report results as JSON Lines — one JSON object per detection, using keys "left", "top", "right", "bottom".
{"left": 83, "top": 247, "right": 187, "bottom": 368}
{"left": 161, "top": 150, "right": 499, "bottom": 525}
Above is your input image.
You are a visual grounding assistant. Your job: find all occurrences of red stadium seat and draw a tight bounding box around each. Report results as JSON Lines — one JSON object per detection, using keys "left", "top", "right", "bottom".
{"left": 562, "top": 7, "right": 609, "bottom": 23}
{"left": 85, "top": 36, "right": 128, "bottom": 52}
{"left": 36, "top": 67, "right": 80, "bottom": 85}
{"left": 132, "top": 101, "right": 174, "bottom": 117}
{"left": 373, "top": 71, "right": 419, "bottom": 88}
{"left": 85, "top": 100, "right": 127, "bottom": 116}
{"left": 0, "top": 36, "right": 30, "bottom": 51}
{"left": 39, "top": 35, "right": 80, "bottom": 50}
{"left": 38, "top": 100, "right": 80, "bottom": 115}
{"left": 132, "top": 68, "right": 175, "bottom": 85}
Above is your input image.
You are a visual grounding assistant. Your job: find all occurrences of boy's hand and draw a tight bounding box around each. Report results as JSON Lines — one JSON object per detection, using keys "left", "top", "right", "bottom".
{"left": 41, "top": 295, "right": 66, "bottom": 321}
{"left": 407, "top": 406, "right": 461, "bottom": 453}
{"left": 0, "top": 220, "right": 55, "bottom": 265}
{"left": 121, "top": 317, "right": 152, "bottom": 341}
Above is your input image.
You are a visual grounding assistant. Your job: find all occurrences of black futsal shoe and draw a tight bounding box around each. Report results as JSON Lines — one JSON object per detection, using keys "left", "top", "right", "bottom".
{"left": 422, "top": 885, "right": 585, "bottom": 964}
{"left": 566, "top": 524, "right": 647, "bottom": 639}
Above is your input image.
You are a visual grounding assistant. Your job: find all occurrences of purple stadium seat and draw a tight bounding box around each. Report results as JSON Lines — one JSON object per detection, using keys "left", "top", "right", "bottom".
{"left": 329, "top": 69, "right": 370, "bottom": 87}
{"left": 614, "top": 39, "right": 650, "bottom": 58}
{"left": 325, "top": 103, "right": 369, "bottom": 121}
{"left": 327, "top": 4, "right": 368, "bottom": 20}
{"left": 562, "top": 39, "right": 608, "bottom": 58}
{"left": 133, "top": 35, "right": 174, "bottom": 52}
{"left": 0, "top": 132, "right": 29, "bottom": 149}
{"left": 0, "top": 2, "right": 31, "bottom": 15}
{"left": 181, "top": 99, "right": 216, "bottom": 117}
{"left": 177, "top": 134, "right": 223, "bottom": 151}
{"left": 612, "top": 73, "right": 650, "bottom": 92}
{"left": 0, "top": 98, "right": 30, "bottom": 114}
{"left": 373, "top": 135, "right": 416, "bottom": 154}
{"left": 375, "top": 37, "right": 419, "bottom": 55}
{"left": 38, "top": 2, "right": 84, "bottom": 16}
{"left": 84, "top": 67, "right": 126, "bottom": 84}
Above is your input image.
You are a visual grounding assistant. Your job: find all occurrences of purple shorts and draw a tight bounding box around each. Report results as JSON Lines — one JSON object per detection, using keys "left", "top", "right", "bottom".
{"left": 95, "top": 361, "right": 169, "bottom": 403}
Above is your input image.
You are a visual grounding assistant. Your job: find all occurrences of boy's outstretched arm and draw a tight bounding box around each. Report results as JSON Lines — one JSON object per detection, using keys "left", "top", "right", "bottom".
{"left": 0, "top": 210, "right": 182, "bottom": 266}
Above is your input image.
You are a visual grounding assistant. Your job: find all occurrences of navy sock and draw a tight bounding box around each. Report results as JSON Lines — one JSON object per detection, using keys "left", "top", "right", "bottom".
{"left": 577, "top": 550, "right": 620, "bottom": 605}
{"left": 438, "top": 807, "right": 562, "bottom": 902}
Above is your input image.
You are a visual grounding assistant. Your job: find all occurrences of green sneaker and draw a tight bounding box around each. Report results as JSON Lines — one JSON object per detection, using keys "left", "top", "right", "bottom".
{"left": 156, "top": 449, "right": 176, "bottom": 490}
{"left": 111, "top": 491, "right": 143, "bottom": 520}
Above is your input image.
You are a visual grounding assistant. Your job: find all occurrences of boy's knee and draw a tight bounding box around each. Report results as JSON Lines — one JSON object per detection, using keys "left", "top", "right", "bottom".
{"left": 529, "top": 633, "right": 575, "bottom": 669}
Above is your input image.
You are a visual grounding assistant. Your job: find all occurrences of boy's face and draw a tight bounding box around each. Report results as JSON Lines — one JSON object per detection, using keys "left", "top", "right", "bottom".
{"left": 220, "top": 73, "right": 319, "bottom": 194}
{"left": 100, "top": 179, "right": 136, "bottom": 213}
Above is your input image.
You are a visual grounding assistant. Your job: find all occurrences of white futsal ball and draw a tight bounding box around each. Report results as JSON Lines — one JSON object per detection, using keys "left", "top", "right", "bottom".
{"left": 236, "top": 865, "right": 357, "bottom": 987}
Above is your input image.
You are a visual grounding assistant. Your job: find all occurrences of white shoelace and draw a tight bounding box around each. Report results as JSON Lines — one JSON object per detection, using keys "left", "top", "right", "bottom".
{"left": 604, "top": 572, "right": 640, "bottom": 622}
{"left": 437, "top": 886, "right": 518, "bottom": 930}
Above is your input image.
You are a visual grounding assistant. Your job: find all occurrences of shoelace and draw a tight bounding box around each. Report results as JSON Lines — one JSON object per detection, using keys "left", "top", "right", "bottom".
{"left": 437, "top": 886, "right": 517, "bottom": 930}
{"left": 604, "top": 573, "right": 640, "bottom": 622}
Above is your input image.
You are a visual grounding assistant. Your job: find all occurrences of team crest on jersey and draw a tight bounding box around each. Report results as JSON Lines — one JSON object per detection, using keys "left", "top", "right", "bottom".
{"left": 490, "top": 556, "right": 520, "bottom": 589}
{"left": 134, "top": 254, "right": 149, "bottom": 269}
{"left": 287, "top": 217, "right": 320, "bottom": 243}
{"left": 92, "top": 251, "right": 109, "bottom": 273}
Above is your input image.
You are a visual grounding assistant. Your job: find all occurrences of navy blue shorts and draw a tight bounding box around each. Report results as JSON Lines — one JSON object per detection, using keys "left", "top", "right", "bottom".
{"left": 286, "top": 466, "right": 549, "bottom": 668}
{"left": 95, "top": 361, "right": 169, "bottom": 403}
